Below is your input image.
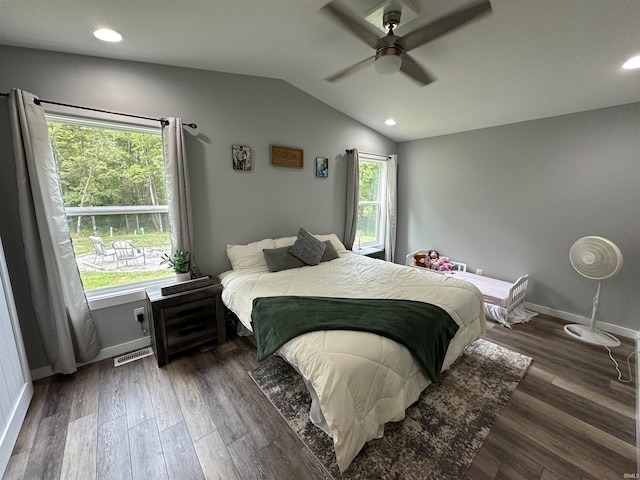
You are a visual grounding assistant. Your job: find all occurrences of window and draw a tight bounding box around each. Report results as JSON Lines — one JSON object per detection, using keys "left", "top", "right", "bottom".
{"left": 356, "top": 157, "right": 387, "bottom": 249}
{"left": 47, "top": 115, "right": 173, "bottom": 293}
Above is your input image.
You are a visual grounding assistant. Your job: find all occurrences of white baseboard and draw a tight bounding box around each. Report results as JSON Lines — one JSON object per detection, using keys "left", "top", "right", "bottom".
{"left": 30, "top": 336, "right": 151, "bottom": 381}
{"left": 524, "top": 302, "right": 638, "bottom": 339}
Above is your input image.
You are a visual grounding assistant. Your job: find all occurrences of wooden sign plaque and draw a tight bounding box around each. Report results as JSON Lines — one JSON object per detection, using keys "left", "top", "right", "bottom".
{"left": 271, "top": 145, "right": 303, "bottom": 168}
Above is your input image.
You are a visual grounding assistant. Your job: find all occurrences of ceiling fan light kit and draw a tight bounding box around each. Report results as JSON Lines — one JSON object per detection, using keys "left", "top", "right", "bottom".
{"left": 321, "top": 0, "right": 492, "bottom": 85}
{"left": 375, "top": 48, "right": 403, "bottom": 74}
{"left": 564, "top": 236, "right": 623, "bottom": 348}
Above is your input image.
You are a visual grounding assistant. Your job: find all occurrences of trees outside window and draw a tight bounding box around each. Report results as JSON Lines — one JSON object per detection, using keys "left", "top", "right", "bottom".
{"left": 357, "top": 158, "right": 387, "bottom": 248}
{"left": 47, "top": 116, "right": 173, "bottom": 291}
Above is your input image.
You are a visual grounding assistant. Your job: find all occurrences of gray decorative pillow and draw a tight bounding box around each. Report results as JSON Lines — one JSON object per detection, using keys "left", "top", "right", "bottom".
{"left": 320, "top": 240, "right": 340, "bottom": 263}
{"left": 289, "top": 228, "right": 326, "bottom": 265}
{"left": 263, "top": 247, "right": 305, "bottom": 272}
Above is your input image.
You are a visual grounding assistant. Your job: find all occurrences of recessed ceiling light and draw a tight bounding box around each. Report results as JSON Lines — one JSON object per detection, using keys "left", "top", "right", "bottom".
{"left": 622, "top": 55, "right": 640, "bottom": 70}
{"left": 93, "top": 28, "right": 123, "bottom": 43}
{"left": 385, "top": 118, "right": 397, "bottom": 126}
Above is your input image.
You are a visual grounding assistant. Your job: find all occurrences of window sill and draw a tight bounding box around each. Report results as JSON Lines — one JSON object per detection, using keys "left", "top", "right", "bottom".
{"left": 87, "top": 276, "right": 177, "bottom": 310}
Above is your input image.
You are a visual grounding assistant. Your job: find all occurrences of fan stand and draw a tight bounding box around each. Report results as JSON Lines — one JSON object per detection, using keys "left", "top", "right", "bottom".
{"left": 563, "top": 280, "right": 621, "bottom": 347}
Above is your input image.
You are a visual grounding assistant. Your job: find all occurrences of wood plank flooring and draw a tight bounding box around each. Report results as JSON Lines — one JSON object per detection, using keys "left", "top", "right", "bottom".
{"left": 4, "top": 314, "right": 637, "bottom": 479}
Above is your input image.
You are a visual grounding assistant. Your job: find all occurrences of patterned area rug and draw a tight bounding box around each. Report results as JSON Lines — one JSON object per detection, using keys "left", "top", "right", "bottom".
{"left": 249, "top": 338, "right": 532, "bottom": 479}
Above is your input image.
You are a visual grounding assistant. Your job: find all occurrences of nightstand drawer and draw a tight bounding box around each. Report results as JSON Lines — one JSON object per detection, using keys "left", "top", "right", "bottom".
{"left": 146, "top": 283, "right": 226, "bottom": 366}
{"left": 164, "top": 296, "right": 216, "bottom": 331}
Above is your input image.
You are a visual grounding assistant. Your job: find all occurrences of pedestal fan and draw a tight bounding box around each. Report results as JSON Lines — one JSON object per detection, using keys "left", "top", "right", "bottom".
{"left": 564, "top": 236, "right": 623, "bottom": 347}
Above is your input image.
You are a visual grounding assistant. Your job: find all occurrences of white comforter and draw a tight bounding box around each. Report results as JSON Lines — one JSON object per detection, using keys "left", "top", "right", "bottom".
{"left": 220, "top": 251, "right": 485, "bottom": 472}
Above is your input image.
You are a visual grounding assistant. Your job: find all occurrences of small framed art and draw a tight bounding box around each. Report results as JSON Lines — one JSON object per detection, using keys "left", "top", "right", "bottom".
{"left": 316, "top": 157, "right": 328, "bottom": 177}
{"left": 232, "top": 145, "right": 251, "bottom": 171}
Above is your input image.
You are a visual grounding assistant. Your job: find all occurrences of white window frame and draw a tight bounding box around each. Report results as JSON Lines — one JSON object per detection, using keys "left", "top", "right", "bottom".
{"left": 46, "top": 114, "right": 177, "bottom": 309}
{"left": 357, "top": 156, "right": 388, "bottom": 251}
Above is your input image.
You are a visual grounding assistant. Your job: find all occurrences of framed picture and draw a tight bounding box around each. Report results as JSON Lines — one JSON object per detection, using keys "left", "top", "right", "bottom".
{"left": 316, "top": 157, "right": 328, "bottom": 177}
{"left": 271, "top": 145, "right": 303, "bottom": 168}
{"left": 232, "top": 145, "right": 251, "bottom": 171}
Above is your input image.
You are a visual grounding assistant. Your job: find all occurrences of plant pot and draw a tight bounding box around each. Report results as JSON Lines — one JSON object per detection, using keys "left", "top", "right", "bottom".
{"left": 176, "top": 272, "right": 191, "bottom": 282}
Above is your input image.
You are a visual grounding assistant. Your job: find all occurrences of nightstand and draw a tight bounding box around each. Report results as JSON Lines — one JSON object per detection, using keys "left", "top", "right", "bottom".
{"left": 145, "top": 283, "right": 226, "bottom": 366}
{"left": 353, "top": 247, "right": 385, "bottom": 260}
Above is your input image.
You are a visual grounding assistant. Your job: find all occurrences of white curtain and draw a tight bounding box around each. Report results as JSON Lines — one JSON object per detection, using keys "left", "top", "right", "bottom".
{"left": 162, "top": 118, "right": 199, "bottom": 277}
{"left": 9, "top": 89, "right": 101, "bottom": 374}
{"left": 344, "top": 148, "right": 360, "bottom": 250}
{"left": 384, "top": 154, "right": 397, "bottom": 262}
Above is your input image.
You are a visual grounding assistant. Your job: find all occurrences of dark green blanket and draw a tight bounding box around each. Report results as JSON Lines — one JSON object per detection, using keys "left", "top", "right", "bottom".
{"left": 251, "top": 296, "right": 459, "bottom": 383}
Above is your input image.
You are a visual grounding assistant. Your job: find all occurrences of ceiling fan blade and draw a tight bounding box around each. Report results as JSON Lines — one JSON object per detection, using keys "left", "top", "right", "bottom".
{"left": 320, "top": 3, "right": 380, "bottom": 49}
{"left": 400, "top": 0, "right": 492, "bottom": 53}
{"left": 325, "top": 56, "right": 376, "bottom": 82}
{"left": 399, "top": 54, "right": 435, "bottom": 86}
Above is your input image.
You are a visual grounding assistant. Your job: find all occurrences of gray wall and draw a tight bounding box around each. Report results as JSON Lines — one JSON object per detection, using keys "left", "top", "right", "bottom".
{"left": 0, "top": 46, "right": 396, "bottom": 369}
{"left": 397, "top": 103, "right": 640, "bottom": 331}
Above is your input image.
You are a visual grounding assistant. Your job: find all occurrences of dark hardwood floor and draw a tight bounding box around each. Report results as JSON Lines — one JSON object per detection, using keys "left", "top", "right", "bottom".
{"left": 4, "top": 314, "right": 637, "bottom": 479}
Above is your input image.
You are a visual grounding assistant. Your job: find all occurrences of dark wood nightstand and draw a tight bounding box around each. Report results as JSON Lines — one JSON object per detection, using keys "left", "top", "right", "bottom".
{"left": 353, "top": 248, "right": 385, "bottom": 260}
{"left": 145, "top": 284, "right": 226, "bottom": 366}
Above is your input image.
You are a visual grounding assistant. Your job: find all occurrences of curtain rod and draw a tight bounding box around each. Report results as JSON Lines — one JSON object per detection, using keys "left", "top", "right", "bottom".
{"left": 345, "top": 149, "right": 390, "bottom": 159}
{"left": 0, "top": 91, "right": 197, "bottom": 129}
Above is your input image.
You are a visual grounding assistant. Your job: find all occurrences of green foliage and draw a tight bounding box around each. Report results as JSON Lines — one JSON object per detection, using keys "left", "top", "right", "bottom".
{"left": 80, "top": 270, "right": 172, "bottom": 290}
{"left": 357, "top": 205, "right": 379, "bottom": 243}
{"left": 161, "top": 250, "right": 190, "bottom": 274}
{"left": 358, "top": 160, "right": 382, "bottom": 242}
{"left": 359, "top": 161, "right": 380, "bottom": 202}
{"left": 48, "top": 121, "right": 166, "bottom": 233}
{"left": 49, "top": 120, "right": 174, "bottom": 291}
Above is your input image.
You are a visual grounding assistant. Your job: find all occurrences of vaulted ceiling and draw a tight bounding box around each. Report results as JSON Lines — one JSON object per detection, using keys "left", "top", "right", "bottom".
{"left": 1, "top": 0, "right": 639, "bottom": 142}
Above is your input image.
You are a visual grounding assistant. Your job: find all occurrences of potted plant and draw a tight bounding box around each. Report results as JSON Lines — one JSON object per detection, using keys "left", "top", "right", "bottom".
{"left": 161, "top": 250, "right": 191, "bottom": 282}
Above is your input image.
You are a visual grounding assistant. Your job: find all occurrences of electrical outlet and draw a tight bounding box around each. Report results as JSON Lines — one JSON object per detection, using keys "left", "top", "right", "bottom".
{"left": 133, "top": 307, "right": 145, "bottom": 323}
{"left": 475, "top": 268, "right": 483, "bottom": 276}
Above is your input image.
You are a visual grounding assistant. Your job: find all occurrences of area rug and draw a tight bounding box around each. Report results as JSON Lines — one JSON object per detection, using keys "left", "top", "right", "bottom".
{"left": 249, "top": 338, "right": 532, "bottom": 479}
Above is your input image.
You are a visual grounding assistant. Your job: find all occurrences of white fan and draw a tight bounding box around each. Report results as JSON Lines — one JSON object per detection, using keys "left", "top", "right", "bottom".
{"left": 564, "top": 236, "right": 623, "bottom": 347}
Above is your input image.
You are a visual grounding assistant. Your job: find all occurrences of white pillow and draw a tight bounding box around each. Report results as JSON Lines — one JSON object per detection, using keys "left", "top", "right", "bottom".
{"left": 276, "top": 233, "right": 347, "bottom": 252}
{"left": 312, "top": 233, "right": 347, "bottom": 253}
{"left": 226, "top": 238, "right": 275, "bottom": 270}
{"left": 274, "top": 236, "right": 297, "bottom": 248}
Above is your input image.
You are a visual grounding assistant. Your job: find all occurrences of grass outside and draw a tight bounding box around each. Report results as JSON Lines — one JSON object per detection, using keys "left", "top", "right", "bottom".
{"left": 80, "top": 270, "right": 172, "bottom": 290}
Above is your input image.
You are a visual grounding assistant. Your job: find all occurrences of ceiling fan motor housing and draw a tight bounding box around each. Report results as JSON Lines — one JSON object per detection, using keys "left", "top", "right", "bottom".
{"left": 375, "top": 30, "right": 403, "bottom": 74}
{"left": 383, "top": 10, "right": 402, "bottom": 31}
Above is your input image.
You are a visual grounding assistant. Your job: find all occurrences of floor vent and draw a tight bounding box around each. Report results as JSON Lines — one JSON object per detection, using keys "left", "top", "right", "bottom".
{"left": 113, "top": 347, "right": 154, "bottom": 367}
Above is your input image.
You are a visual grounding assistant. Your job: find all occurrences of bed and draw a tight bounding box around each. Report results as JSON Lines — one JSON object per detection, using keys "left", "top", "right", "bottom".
{"left": 443, "top": 271, "right": 533, "bottom": 326}
{"left": 405, "top": 251, "right": 534, "bottom": 327}
{"left": 220, "top": 233, "right": 486, "bottom": 472}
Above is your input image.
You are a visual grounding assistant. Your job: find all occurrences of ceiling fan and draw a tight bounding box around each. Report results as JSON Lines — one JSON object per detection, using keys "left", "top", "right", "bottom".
{"left": 321, "top": 0, "right": 492, "bottom": 86}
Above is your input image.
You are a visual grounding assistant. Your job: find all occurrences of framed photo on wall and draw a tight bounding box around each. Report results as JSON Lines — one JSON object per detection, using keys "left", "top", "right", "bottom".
{"left": 232, "top": 145, "right": 251, "bottom": 171}
{"left": 316, "top": 157, "right": 328, "bottom": 177}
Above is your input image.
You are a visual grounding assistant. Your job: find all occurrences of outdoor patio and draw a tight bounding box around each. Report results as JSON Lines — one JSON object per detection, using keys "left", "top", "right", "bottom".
{"left": 76, "top": 246, "right": 171, "bottom": 272}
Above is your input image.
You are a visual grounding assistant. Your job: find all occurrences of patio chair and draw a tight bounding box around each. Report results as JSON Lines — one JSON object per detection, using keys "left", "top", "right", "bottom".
{"left": 89, "top": 236, "right": 115, "bottom": 264}
{"left": 112, "top": 240, "right": 146, "bottom": 268}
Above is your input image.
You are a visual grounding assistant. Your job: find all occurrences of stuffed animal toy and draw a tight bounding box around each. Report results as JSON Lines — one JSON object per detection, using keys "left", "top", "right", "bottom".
{"left": 412, "top": 252, "right": 429, "bottom": 268}
{"left": 426, "top": 249, "right": 440, "bottom": 270}
{"left": 436, "top": 256, "right": 454, "bottom": 271}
